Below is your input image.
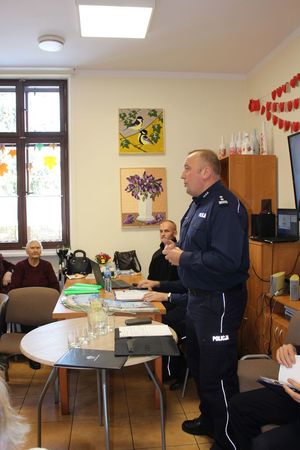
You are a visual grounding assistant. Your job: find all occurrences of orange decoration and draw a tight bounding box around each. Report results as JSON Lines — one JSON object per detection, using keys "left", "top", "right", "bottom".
{"left": 0, "top": 163, "right": 8, "bottom": 176}
{"left": 8, "top": 149, "right": 16, "bottom": 158}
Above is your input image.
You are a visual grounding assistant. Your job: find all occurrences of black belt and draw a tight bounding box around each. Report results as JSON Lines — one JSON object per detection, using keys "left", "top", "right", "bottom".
{"left": 188, "top": 282, "right": 245, "bottom": 297}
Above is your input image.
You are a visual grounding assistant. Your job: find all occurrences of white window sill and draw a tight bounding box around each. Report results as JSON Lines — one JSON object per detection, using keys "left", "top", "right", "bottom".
{"left": 1, "top": 249, "right": 57, "bottom": 257}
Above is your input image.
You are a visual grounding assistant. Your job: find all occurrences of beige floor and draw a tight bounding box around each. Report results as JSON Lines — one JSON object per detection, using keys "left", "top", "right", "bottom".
{"left": 7, "top": 360, "right": 213, "bottom": 450}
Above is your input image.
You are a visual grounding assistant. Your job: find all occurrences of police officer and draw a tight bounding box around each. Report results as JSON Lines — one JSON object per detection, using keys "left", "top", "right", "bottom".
{"left": 163, "top": 149, "right": 249, "bottom": 450}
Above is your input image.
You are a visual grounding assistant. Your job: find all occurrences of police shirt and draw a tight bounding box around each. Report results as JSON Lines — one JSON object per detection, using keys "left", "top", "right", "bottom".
{"left": 178, "top": 180, "right": 249, "bottom": 291}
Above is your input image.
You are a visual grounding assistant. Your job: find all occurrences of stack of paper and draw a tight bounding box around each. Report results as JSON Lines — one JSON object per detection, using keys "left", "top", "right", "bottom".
{"left": 64, "top": 283, "right": 102, "bottom": 296}
{"left": 118, "top": 324, "right": 172, "bottom": 337}
{"left": 114, "top": 289, "right": 148, "bottom": 301}
{"left": 103, "top": 299, "right": 159, "bottom": 313}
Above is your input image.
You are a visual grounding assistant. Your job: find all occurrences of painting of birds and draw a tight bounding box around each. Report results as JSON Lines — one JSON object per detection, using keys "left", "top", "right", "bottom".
{"left": 127, "top": 115, "right": 144, "bottom": 130}
{"left": 139, "top": 129, "right": 154, "bottom": 145}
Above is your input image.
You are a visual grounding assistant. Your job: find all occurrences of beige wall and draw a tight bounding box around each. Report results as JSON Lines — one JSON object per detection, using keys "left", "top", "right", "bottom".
{"left": 69, "top": 74, "right": 247, "bottom": 273}
{"left": 246, "top": 33, "right": 300, "bottom": 209}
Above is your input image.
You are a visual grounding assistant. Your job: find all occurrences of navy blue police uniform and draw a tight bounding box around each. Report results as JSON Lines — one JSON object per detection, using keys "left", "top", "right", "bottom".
{"left": 178, "top": 180, "right": 249, "bottom": 450}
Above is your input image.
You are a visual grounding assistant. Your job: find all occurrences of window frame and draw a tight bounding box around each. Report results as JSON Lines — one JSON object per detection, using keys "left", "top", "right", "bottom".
{"left": 0, "top": 79, "right": 70, "bottom": 250}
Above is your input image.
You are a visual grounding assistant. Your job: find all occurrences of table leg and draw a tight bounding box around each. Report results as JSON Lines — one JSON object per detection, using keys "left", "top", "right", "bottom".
{"left": 37, "top": 367, "right": 58, "bottom": 447}
{"left": 144, "top": 362, "right": 166, "bottom": 450}
{"left": 154, "top": 356, "right": 163, "bottom": 408}
{"left": 97, "top": 369, "right": 110, "bottom": 450}
{"left": 58, "top": 368, "right": 70, "bottom": 414}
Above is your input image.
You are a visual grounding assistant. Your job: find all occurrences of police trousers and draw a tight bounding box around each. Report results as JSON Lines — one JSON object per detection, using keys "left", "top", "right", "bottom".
{"left": 186, "top": 283, "right": 247, "bottom": 450}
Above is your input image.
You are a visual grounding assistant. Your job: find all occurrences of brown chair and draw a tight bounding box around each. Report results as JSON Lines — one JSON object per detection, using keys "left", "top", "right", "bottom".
{"left": 0, "top": 287, "right": 59, "bottom": 380}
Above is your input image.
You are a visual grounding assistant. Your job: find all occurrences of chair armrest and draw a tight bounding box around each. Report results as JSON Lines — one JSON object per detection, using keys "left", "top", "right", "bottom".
{"left": 240, "top": 354, "right": 272, "bottom": 360}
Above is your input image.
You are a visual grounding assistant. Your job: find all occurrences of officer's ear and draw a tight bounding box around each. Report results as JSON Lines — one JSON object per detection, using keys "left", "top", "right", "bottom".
{"left": 201, "top": 165, "right": 212, "bottom": 180}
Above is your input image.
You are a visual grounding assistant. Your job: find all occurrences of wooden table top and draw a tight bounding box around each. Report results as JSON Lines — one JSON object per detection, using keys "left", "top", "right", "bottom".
{"left": 20, "top": 316, "right": 169, "bottom": 367}
{"left": 52, "top": 273, "right": 166, "bottom": 319}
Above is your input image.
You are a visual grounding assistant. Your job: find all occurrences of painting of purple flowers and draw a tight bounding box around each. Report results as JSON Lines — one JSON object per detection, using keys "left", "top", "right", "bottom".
{"left": 120, "top": 168, "right": 167, "bottom": 227}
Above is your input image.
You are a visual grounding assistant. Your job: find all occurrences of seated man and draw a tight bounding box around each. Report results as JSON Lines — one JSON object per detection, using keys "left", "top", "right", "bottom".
{"left": 0, "top": 254, "right": 15, "bottom": 294}
{"left": 147, "top": 220, "right": 179, "bottom": 282}
{"left": 139, "top": 220, "right": 187, "bottom": 388}
{"left": 228, "top": 343, "right": 300, "bottom": 450}
{"left": 143, "top": 289, "right": 188, "bottom": 388}
{"left": 10, "top": 240, "right": 59, "bottom": 292}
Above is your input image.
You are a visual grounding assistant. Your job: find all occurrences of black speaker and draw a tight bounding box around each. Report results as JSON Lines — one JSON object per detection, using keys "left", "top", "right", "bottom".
{"left": 251, "top": 213, "right": 276, "bottom": 237}
{"left": 261, "top": 198, "right": 272, "bottom": 214}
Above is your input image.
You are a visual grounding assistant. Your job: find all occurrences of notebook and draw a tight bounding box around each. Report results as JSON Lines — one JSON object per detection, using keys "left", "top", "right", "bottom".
{"left": 55, "top": 348, "right": 127, "bottom": 370}
{"left": 252, "top": 208, "right": 299, "bottom": 243}
{"left": 89, "top": 259, "right": 132, "bottom": 289}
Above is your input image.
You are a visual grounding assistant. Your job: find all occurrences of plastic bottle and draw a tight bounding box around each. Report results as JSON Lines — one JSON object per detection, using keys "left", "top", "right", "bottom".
{"left": 104, "top": 265, "right": 112, "bottom": 292}
{"left": 218, "top": 136, "right": 226, "bottom": 159}
{"left": 251, "top": 129, "right": 260, "bottom": 155}
{"left": 236, "top": 131, "right": 242, "bottom": 154}
{"left": 229, "top": 134, "right": 236, "bottom": 155}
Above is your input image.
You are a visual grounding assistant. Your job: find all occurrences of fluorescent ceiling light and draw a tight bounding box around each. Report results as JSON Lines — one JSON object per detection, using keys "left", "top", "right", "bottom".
{"left": 38, "top": 35, "right": 64, "bottom": 52}
{"left": 76, "top": 0, "right": 154, "bottom": 38}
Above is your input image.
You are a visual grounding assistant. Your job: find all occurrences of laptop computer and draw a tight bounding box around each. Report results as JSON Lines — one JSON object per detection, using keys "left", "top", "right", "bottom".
{"left": 89, "top": 259, "right": 132, "bottom": 289}
{"left": 251, "top": 208, "right": 299, "bottom": 243}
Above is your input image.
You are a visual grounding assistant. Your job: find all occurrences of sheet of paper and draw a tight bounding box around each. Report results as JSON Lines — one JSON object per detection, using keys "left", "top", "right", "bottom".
{"left": 114, "top": 289, "right": 148, "bottom": 301}
{"left": 103, "top": 299, "right": 159, "bottom": 313}
{"left": 278, "top": 355, "right": 300, "bottom": 383}
{"left": 118, "top": 324, "right": 172, "bottom": 338}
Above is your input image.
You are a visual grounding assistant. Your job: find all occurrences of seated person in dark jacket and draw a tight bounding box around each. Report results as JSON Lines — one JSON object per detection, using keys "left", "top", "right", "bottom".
{"left": 147, "top": 220, "right": 179, "bottom": 282}
{"left": 10, "top": 240, "right": 59, "bottom": 292}
{"left": 139, "top": 220, "right": 187, "bottom": 388}
{"left": 0, "top": 254, "right": 15, "bottom": 294}
{"left": 228, "top": 343, "right": 300, "bottom": 450}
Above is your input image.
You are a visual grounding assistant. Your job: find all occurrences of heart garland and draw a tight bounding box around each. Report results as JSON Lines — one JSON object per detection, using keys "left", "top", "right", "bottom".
{"left": 248, "top": 72, "right": 300, "bottom": 133}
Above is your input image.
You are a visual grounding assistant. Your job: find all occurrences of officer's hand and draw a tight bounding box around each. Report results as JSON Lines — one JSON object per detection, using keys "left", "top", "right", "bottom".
{"left": 143, "top": 292, "right": 168, "bottom": 302}
{"left": 163, "top": 246, "right": 183, "bottom": 266}
{"left": 137, "top": 279, "right": 160, "bottom": 290}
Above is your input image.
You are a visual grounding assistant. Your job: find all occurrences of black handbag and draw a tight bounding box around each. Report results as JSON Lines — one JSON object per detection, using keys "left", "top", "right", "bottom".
{"left": 66, "top": 249, "right": 92, "bottom": 275}
{"left": 114, "top": 250, "right": 142, "bottom": 273}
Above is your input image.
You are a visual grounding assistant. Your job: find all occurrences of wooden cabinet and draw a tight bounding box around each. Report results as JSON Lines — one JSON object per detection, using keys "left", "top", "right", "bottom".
{"left": 220, "top": 155, "right": 277, "bottom": 216}
{"left": 240, "top": 240, "right": 300, "bottom": 357}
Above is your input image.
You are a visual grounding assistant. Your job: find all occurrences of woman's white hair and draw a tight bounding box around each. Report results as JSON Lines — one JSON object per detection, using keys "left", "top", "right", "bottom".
{"left": 25, "top": 240, "right": 43, "bottom": 251}
{"left": 0, "top": 376, "right": 30, "bottom": 449}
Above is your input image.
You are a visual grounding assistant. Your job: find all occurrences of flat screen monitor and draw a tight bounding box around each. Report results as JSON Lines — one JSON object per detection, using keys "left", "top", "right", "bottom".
{"left": 288, "top": 131, "right": 300, "bottom": 218}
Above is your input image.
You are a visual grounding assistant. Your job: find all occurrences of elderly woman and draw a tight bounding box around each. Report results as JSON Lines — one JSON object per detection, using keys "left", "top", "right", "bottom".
{"left": 10, "top": 240, "right": 59, "bottom": 292}
{"left": 0, "top": 254, "right": 15, "bottom": 294}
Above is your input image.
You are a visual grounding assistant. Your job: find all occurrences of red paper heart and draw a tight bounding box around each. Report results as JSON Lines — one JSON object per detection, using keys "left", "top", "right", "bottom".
{"left": 297, "top": 73, "right": 300, "bottom": 81}
{"left": 272, "top": 90, "right": 277, "bottom": 100}
{"left": 279, "top": 102, "right": 285, "bottom": 112}
{"left": 284, "top": 120, "right": 291, "bottom": 131}
{"left": 276, "top": 87, "right": 282, "bottom": 97}
{"left": 294, "top": 98, "right": 299, "bottom": 109}
{"left": 266, "top": 101, "right": 272, "bottom": 111}
{"left": 255, "top": 99, "right": 261, "bottom": 111}
{"left": 260, "top": 105, "right": 266, "bottom": 115}
{"left": 266, "top": 111, "right": 271, "bottom": 121}
{"left": 282, "top": 83, "right": 287, "bottom": 93}
{"left": 290, "top": 78, "right": 296, "bottom": 88}
{"left": 288, "top": 100, "right": 293, "bottom": 111}
{"left": 292, "top": 122, "right": 300, "bottom": 132}
{"left": 272, "top": 102, "right": 277, "bottom": 112}
{"left": 272, "top": 115, "right": 278, "bottom": 125}
{"left": 248, "top": 99, "right": 254, "bottom": 112}
{"left": 278, "top": 118, "right": 284, "bottom": 129}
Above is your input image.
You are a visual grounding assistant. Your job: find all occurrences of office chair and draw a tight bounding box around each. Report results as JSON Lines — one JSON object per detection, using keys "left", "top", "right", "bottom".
{"left": 0, "top": 294, "right": 9, "bottom": 335}
{"left": 0, "top": 287, "right": 59, "bottom": 381}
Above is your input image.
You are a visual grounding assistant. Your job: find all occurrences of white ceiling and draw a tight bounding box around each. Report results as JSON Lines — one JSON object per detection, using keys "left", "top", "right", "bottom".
{"left": 2, "top": 0, "right": 300, "bottom": 75}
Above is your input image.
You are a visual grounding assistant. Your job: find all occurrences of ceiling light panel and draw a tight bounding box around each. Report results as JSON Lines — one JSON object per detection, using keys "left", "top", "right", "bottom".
{"left": 77, "top": 0, "right": 154, "bottom": 38}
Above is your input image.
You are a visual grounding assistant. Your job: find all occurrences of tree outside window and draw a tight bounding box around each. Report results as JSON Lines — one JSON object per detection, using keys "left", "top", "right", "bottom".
{"left": 0, "top": 80, "right": 69, "bottom": 249}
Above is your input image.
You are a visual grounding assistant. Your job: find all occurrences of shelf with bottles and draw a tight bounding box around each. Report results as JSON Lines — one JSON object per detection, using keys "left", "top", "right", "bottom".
{"left": 218, "top": 122, "right": 271, "bottom": 159}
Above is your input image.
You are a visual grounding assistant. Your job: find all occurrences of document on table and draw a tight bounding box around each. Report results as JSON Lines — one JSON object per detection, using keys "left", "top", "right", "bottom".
{"left": 279, "top": 355, "right": 300, "bottom": 384}
{"left": 118, "top": 324, "right": 172, "bottom": 338}
{"left": 114, "top": 289, "right": 148, "bottom": 301}
{"left": 103, "top": 299, "right": 159, "bottom": 313}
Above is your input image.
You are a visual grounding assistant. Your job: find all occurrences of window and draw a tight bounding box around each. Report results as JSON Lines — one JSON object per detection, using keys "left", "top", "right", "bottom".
{"left": 0, "top": 80, "right": 69, "bottom": 249}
